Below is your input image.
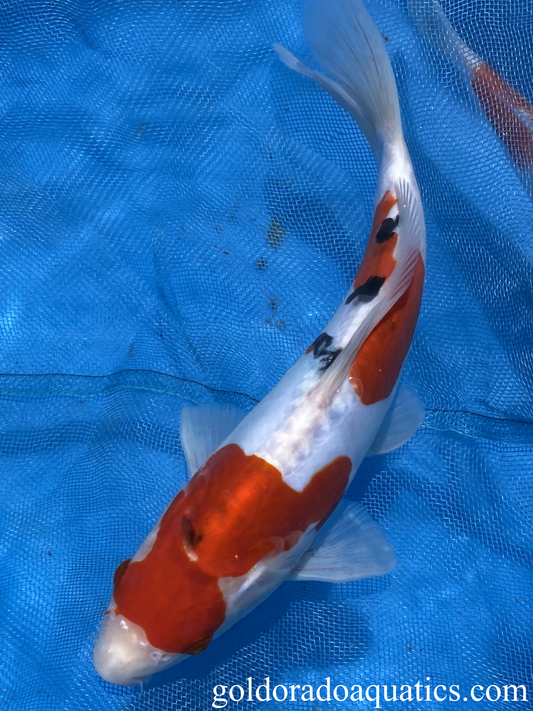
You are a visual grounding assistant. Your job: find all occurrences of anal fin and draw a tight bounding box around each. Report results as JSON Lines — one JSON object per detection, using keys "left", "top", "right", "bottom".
{"left": 290, "top": 500, "right": 396, "bottom": 583}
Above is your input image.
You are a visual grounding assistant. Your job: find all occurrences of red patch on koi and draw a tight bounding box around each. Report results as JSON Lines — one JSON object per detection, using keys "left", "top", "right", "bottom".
{"left": 114, "top": 445, "right": 351, "bottom": 653}
{"left": 352, "top": 191, "right": 398, "bottom": 289}
{"left": 471, "top": 62, "right": 533, "bottom": 171}
{"left": 350, "top": 253, "right": 425, "bottom": 405}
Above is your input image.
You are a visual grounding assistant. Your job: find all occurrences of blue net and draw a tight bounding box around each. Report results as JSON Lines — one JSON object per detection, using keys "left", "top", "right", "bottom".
{"left": 1, "top": 0, "right": 532, "bottom": 709}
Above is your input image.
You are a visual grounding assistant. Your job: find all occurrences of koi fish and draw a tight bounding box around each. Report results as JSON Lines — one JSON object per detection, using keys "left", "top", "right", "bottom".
{"left": 93, "top": 0, "right": 426, "bottom": 686}
{"left": 407, "top": 0, "right": 533, "bottom": 194}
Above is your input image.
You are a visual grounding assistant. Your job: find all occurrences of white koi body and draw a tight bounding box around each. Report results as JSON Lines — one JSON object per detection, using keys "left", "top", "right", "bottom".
{"left": 94, "top": 0, "right": 426, "bottom": 686}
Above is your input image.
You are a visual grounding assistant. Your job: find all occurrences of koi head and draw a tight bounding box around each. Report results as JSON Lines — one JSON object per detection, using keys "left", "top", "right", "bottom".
{"left": 93, "top": 599, "right": 186, "bottom": 686}
{"left": 92, "top": 517, "right": 223, "bottom": 686}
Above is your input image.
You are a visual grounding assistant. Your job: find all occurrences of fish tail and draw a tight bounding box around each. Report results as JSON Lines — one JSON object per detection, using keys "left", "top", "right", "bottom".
{"left": 275, "top": 0, "right": 403, "bottom": 159}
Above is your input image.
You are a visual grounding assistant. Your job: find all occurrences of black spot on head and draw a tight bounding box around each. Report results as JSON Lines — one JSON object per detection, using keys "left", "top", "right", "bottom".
{"left": 375, "top": 214, "right": 399, "bottom": 244}
{"left": 312, "top": 332, "right": 333, "bottom": 358}
{"left": 346, "top": 275, "right": 386, "bottom": 305}
{"left": 182, "top": 516, "right": 203, "bottom": 547}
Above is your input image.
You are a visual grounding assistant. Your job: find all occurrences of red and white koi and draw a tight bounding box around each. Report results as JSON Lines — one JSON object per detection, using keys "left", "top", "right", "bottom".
{"left": 407, "top": 0, "right": 533, "bottom": 194}
{"left": 93, "top": 0, "right": 426, "bottom": 686}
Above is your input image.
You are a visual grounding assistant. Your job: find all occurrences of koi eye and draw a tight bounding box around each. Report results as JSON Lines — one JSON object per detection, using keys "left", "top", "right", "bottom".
{"left": 113, "top": 558, "right": 132, "bottom": 587}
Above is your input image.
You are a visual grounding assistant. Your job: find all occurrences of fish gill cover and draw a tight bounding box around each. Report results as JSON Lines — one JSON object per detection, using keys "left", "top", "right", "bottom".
{"left": 0, "top": 0, "right": 532, "bottom": 709}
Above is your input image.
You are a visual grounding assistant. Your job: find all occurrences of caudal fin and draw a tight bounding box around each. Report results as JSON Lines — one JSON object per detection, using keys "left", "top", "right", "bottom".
{"left": 275, "top": 0, "right": 402, "bottom": 157}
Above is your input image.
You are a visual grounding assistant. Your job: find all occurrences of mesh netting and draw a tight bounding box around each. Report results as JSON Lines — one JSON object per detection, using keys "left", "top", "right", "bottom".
{"left": 1, "top": 0, "right": 532, "bottom": 709}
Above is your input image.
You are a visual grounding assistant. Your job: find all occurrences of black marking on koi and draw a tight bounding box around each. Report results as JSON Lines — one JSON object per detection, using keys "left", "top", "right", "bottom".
{"left": 311, "top": 332, "right": 342, "bottom": 372}
{"left": 312, "top": 332, "right": 333, "bottom": 358}
{"left": 375, "top": 214, "right": 399, "bottom": 244}
{"left": 345, "top": 275, "right": 386, "bottom": 305}
{"left": 319, "top": 349, "right": 341, "bottom": 372}
{"left": 182, "top": 516, "right": 203, "bottom": 547}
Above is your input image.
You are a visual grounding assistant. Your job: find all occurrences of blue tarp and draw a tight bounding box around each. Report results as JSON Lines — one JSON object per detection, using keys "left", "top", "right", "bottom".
{"left": 1, "top": 0, "right": 532, "bottom": 709}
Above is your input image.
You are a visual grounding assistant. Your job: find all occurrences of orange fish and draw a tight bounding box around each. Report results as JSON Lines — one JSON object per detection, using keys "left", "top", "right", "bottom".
{"left": 408, "top": 0, "right": 533, "bottom": 191}
{"left": 94, "top": 0, "right": 426, "bottom": 685}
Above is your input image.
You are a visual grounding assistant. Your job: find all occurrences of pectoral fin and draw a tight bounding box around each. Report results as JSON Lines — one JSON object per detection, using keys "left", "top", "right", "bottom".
{"left": 290, "top": 500, "right": 396, "bottom": 582}
{"left": 180, "top": 403, "right": 247, "bottom": 478}
{"left": 367, "top": 385, "right": 425, "bottom": 456}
